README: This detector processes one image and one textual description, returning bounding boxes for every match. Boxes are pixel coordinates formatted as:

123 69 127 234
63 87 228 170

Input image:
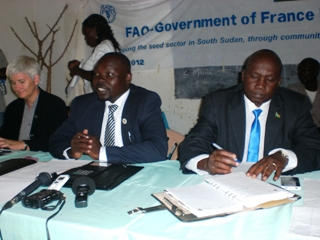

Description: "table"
0 151 319 240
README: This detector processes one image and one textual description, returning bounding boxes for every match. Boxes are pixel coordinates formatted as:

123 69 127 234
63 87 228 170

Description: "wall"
132 68 201 134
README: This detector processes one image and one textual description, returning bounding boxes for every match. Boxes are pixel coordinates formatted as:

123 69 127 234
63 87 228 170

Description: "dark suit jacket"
49 84 167 163
0 88 68 151
179 84 320 175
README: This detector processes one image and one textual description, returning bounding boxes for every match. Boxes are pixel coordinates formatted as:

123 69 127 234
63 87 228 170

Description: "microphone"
1 172 52 212
72 177 96 208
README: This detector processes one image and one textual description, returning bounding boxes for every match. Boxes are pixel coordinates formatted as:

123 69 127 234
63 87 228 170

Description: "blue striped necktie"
247 109 262 162
104 105 118 146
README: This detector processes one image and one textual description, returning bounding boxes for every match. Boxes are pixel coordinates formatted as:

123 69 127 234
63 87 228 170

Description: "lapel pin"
34 115 38 119
275 112 281 118
122 118 127 124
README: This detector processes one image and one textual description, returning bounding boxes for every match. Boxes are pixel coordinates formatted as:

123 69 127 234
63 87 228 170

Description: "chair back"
166 129 185 160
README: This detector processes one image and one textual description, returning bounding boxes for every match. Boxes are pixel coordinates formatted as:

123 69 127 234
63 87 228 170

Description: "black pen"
167 142 178 160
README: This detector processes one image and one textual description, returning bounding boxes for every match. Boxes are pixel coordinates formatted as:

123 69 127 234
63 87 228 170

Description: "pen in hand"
212 143 241 163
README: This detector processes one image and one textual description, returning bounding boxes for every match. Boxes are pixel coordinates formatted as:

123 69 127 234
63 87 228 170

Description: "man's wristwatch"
22 142 28 151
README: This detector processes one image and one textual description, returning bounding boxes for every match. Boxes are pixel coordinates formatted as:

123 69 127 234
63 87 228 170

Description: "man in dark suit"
49 52 167 163
0 55 68 151
179 49 320 181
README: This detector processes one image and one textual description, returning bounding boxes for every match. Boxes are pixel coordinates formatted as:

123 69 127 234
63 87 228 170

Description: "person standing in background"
66 14 121 96
0 49 8 127
289 58 320 133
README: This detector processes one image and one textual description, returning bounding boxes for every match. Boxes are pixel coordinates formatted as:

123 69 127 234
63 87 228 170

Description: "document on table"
0 159 90 203
303 179 320 208
288 179 320 238
204 172 292 208
232 162 254 173
288 207 320 238
231 162 265 179
165 182 244 217
163 172 292 218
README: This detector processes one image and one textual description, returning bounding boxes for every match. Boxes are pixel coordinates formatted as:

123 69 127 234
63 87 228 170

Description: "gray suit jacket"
179 84 320 175
288 82 320 127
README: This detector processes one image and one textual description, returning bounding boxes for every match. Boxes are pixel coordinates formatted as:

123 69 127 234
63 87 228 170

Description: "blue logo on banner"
100 5 116 23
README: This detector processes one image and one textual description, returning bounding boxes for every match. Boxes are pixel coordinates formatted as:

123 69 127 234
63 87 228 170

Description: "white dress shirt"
305 89 317 103
63 89 130 160
98 89 130 160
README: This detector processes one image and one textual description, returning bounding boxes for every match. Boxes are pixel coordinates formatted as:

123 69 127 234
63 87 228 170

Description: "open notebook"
153 172 300 221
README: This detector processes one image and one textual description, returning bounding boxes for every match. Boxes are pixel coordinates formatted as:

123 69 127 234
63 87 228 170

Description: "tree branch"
43 26 59 60
52 19 78 66
25 17 37 38
11 4 75 93
10 27 38 57
42 4 68 42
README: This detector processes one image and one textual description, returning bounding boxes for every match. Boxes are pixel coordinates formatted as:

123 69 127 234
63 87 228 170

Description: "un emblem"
100 5 116 23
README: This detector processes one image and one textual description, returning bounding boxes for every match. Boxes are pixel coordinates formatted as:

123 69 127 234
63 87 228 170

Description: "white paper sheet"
204 171 291 208
289 206 320 238
303 178 320 208
0 159 91 203
165 182 244 217
287 178 320 238
232 162 254 173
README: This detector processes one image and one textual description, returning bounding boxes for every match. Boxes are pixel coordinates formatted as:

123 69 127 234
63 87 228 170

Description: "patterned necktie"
104 105 118 146
247 109 262 162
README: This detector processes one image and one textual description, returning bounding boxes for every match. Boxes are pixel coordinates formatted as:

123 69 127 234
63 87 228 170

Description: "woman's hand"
0 138 26 150
68 60 81 77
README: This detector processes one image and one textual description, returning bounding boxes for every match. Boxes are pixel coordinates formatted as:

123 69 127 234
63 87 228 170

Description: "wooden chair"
166 129 185 160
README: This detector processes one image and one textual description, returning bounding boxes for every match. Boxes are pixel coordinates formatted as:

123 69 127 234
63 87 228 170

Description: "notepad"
204 172 293 208
161 172 296 218
165 182 244 217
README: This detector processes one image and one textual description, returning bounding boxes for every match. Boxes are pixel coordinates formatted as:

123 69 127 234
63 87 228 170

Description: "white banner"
85 0 320 70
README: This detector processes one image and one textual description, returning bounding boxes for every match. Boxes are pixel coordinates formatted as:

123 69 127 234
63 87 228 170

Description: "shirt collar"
244 94 271 112
105 88 130 108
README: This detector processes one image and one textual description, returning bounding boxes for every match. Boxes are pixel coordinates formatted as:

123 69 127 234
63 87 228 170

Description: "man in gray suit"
289 58 320 133
179 49 320 181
